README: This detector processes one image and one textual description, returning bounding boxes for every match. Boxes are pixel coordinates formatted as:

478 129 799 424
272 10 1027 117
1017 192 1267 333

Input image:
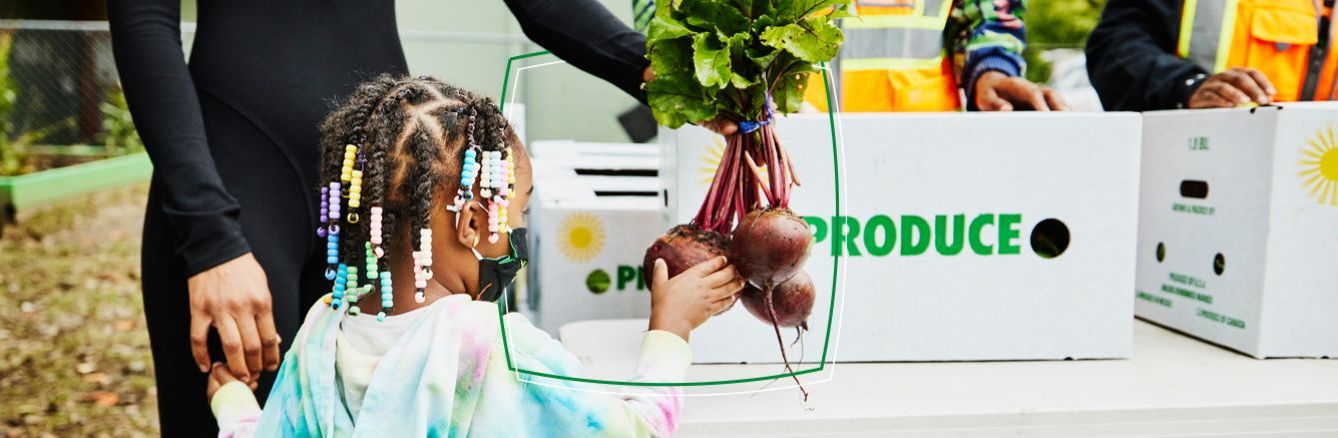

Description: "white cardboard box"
524 145 666 334
662 112 1141 363
1137 104 1338 358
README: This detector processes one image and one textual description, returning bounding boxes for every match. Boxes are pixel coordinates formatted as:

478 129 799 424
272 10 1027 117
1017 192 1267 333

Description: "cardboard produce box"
529 140 661 202
524 144 666 334
1137 104 1338 358
662 112 1142 363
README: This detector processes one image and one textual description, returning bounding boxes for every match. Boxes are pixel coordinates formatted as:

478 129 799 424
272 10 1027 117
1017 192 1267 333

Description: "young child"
204 75 743 437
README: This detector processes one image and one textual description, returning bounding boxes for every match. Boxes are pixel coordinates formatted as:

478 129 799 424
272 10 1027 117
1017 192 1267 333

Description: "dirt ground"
0 184 159 437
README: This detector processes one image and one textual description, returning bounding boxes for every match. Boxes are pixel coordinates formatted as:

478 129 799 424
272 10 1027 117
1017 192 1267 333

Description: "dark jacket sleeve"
109 0 252 277
1085 0 1206 111
503 0 649 102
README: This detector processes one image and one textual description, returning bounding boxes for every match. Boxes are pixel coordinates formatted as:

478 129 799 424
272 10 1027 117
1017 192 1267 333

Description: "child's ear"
455 200 484 248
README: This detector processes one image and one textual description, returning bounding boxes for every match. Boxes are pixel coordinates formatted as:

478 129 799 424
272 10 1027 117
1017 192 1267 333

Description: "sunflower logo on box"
698 136 726 188
557 212 605 262
1299 124 1338 206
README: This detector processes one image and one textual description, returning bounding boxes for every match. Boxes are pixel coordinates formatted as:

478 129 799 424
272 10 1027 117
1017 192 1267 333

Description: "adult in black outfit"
108 0 660 434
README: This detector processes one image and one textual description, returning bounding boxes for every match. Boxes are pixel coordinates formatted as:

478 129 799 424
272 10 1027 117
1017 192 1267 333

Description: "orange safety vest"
803 0 962 112
1179 0 1338 101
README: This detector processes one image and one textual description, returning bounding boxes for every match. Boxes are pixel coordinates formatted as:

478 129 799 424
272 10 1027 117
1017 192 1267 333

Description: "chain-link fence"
0 20 142 176
0 19 553 178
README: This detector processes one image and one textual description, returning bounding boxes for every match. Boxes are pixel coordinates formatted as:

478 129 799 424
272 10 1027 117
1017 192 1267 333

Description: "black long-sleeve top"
109 0 647 277
1085 0 1205 111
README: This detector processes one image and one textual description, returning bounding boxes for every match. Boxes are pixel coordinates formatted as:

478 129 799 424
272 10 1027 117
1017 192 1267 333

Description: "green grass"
0 183 158 437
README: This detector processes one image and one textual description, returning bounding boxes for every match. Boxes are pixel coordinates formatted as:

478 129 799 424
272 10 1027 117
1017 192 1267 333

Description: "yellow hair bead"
341 145 358 183
349 169 363 208
506 152 516 185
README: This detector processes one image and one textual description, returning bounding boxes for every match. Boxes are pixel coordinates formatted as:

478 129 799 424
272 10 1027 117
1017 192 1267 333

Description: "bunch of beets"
642 0 850 399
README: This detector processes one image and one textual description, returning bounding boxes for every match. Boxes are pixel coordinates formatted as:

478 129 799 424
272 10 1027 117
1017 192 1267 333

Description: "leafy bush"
1023 0 1106 84
100 88 143 157
0 31 143 176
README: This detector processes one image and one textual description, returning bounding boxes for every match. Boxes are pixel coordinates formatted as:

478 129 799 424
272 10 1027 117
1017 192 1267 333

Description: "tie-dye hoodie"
211 294 690 437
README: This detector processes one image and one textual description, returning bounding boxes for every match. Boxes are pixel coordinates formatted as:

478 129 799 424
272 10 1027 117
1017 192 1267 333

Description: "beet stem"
743 151 774 206
780 132 801 188
771 127 794 207
765 127 785 208
709 137 736 232
697 134 737 232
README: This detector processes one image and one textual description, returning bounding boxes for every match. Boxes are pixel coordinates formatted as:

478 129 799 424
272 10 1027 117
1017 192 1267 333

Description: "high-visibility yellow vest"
803 0 962 112
1178 0 1338 101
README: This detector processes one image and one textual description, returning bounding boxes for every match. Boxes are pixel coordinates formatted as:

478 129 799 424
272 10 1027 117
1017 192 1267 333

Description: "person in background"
805 0 1069 112
1086 0 1334 111
107 0 680 434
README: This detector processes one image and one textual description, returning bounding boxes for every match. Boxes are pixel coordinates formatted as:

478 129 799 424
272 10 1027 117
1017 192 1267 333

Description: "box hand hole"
1029 218 1071 259
1180 180 1210 199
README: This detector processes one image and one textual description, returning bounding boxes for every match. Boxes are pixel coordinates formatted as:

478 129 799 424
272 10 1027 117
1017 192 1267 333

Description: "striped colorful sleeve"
633 0 655 33
953 0 1029 109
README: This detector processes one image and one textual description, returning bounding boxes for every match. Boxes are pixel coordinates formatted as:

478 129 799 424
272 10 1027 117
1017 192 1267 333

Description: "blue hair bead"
376 312 386 322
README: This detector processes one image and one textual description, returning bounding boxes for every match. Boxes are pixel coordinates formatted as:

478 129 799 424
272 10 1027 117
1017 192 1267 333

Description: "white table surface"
559 319 1338 437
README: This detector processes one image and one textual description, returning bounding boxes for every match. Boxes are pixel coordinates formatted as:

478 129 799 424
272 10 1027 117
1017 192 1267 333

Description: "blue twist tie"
738 119 771 134
735 91 779 135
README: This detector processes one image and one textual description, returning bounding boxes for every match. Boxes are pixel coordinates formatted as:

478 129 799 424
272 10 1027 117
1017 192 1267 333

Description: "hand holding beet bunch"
642 0 848 399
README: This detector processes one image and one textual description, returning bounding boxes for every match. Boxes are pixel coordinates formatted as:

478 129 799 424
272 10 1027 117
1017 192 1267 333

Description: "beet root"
741 270 815 329
743 269 815 401
729 207 812 288
643 224 728 290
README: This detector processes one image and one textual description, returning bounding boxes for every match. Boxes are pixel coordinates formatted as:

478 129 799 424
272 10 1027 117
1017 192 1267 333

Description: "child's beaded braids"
317 74 521 320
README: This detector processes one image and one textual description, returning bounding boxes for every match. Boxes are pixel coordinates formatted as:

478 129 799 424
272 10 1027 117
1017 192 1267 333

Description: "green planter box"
0 152 152 220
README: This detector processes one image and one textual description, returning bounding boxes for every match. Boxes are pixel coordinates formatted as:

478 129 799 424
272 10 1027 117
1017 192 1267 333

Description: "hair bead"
380 273 394 311
328 183 342 221
340 144 357 184
449 110 483 213
345 266 361 314
331 263 349 309
349 169 364 208
318 187 329 237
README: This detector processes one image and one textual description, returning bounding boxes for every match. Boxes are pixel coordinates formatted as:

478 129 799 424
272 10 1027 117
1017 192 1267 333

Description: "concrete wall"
398 0 641 143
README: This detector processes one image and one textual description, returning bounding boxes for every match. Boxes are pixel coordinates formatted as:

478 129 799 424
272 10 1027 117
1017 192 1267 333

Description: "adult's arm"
503 0 649 102
110 0 279 381
1085 0 1205 111
108 0 251 276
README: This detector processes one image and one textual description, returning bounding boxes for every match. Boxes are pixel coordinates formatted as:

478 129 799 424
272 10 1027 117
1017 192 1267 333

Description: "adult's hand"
643 66 739 136
975 71 1069 111
188 253 280 383
1187 67 1276 109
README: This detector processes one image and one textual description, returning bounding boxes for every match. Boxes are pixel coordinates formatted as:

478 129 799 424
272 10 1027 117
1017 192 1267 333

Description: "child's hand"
648 256 745 341
207 362 256 400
